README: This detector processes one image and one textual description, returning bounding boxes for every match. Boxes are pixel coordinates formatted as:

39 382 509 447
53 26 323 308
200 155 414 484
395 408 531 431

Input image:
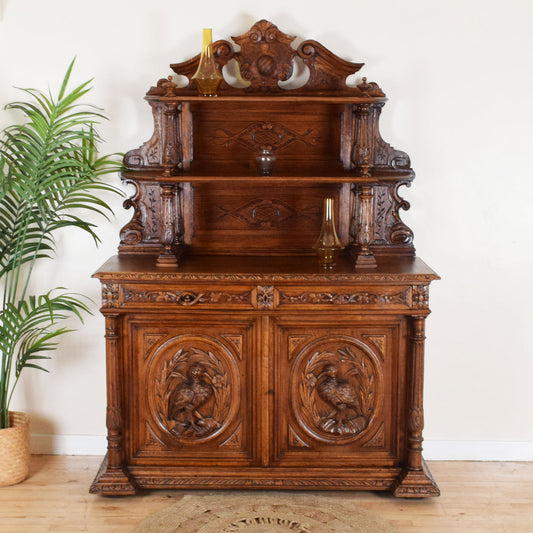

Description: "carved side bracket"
124 102 182 172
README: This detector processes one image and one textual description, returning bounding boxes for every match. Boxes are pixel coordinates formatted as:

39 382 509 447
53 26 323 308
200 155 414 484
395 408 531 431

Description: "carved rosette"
256 286 274 310
147 335 240 444
101 283 120 308
290 336 383 444
412 285 429 309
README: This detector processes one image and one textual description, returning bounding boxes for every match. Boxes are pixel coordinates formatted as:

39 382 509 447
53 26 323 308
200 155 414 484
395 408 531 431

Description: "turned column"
352 103 373 178
406 315 426 470
104 314 123 471
393 314 440 497
352 184 378 268
90 313 137 494
351 103 377 269
156 183 179 267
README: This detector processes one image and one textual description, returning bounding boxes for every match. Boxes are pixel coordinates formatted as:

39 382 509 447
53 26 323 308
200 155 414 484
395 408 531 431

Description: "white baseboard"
31 434 107 455
423 440 533 461
30 434 533 461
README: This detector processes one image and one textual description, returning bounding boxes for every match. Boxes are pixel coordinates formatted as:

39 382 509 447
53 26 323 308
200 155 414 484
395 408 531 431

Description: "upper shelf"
121 163 414 184
146 94 388 104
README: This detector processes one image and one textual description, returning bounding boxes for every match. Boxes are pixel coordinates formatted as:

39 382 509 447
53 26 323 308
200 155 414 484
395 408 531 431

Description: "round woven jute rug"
134 493 395 533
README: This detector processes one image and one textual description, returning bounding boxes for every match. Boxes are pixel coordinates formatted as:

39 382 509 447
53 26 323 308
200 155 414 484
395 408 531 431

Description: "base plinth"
354 253 378 269
392 460 440 498
89 454 139 496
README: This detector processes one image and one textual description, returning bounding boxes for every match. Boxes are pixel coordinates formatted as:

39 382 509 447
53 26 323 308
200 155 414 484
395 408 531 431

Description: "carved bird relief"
167 363 220 436
316 364 367 435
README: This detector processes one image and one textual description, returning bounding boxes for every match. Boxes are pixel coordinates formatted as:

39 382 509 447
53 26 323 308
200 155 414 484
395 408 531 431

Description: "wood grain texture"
2 457 532 532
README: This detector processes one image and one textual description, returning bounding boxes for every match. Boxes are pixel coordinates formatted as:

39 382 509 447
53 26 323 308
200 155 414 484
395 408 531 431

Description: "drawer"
103 283 257 309
275 285 413 310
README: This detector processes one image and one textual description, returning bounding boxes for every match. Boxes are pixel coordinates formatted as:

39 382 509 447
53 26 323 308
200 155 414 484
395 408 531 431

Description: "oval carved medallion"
290 335 383 444
147 334 240 444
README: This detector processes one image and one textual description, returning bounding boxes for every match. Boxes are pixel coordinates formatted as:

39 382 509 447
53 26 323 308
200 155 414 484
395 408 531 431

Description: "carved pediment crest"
166 19 382 95
231 20 296 90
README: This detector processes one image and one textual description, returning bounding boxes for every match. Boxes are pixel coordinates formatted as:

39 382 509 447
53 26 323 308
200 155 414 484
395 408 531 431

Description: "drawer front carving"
127 316 257 465
272 316 406 466
276 285 411 310
119 284 255 309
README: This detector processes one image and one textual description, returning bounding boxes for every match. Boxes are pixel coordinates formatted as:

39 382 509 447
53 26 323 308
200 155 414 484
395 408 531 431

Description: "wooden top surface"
94 253 439 283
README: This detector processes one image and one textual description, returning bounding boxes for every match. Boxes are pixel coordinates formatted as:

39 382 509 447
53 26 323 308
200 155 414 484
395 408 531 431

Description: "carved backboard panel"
190 102 342 170
190 183 347 254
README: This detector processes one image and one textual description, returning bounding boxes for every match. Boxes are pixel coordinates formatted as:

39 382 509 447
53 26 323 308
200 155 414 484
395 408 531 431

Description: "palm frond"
0 59 123 428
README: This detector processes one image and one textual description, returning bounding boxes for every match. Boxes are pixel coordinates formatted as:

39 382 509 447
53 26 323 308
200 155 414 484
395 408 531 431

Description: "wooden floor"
0 456 532 532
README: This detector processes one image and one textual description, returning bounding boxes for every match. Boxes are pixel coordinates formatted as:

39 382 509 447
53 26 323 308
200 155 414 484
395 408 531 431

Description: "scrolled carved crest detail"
168 20 374 95
232 20 296 90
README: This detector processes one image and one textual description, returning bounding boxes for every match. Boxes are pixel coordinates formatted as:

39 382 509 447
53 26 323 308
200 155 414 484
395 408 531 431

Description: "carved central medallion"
290 335 383 444
148 334 240 443
216 121 320 153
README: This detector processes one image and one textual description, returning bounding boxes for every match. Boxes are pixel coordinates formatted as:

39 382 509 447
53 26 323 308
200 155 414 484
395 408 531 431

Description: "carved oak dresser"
90 20 440 497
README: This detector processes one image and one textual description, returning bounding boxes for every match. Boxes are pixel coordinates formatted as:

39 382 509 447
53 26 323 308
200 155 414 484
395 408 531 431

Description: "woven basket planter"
0 411 30 486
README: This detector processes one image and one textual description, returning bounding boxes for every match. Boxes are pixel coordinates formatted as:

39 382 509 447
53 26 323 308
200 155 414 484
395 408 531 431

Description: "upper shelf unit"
118 20 418 264
123 20 412 181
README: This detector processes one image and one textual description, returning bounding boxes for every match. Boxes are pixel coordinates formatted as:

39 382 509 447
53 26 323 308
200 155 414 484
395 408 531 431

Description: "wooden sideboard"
90 20 440 498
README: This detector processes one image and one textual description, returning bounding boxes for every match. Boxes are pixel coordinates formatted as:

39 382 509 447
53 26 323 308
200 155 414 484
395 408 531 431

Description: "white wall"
2 0 532 459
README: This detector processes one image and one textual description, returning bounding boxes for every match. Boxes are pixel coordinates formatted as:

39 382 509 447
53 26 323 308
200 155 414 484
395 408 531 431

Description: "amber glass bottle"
191 28 223 96
314 197 344 268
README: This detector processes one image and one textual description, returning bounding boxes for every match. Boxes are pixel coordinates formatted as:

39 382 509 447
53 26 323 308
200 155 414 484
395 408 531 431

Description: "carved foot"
156 251 179 268
392 460 440 498
89 454 139 496
354 253 377 269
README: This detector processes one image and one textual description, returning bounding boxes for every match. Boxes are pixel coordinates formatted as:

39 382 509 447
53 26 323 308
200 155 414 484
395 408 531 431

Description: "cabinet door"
271 315 407 467
124 314 258 466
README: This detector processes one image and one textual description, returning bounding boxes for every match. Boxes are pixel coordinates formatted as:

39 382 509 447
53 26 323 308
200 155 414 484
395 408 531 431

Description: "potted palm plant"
0 60 121 485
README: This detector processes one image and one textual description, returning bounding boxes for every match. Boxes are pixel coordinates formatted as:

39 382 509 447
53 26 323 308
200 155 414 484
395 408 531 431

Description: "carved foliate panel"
290 335 383 445
214 122 320 153
122 287 253 308
129 320 255 462
273 319 405 465
148 335 239 443
278 287 410 309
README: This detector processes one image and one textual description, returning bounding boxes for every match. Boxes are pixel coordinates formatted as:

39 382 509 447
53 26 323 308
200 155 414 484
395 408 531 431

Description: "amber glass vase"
191 28 223 96
314 197 344 268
